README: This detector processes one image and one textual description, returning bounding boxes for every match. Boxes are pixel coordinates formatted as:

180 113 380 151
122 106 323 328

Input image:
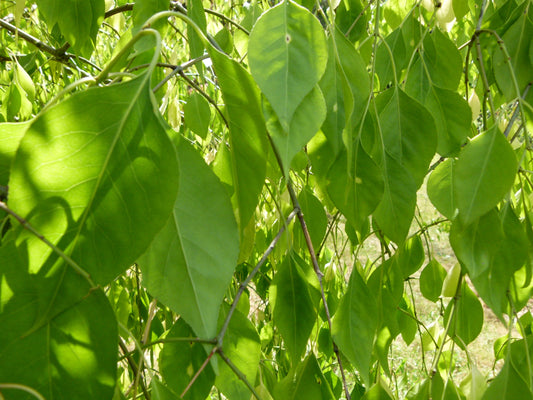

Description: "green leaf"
9 73 179 285
264 85 326 176
270 254 317 362
0 242 117 400
453 127 517 225
36 0 104 56
248 0 328 130
151 379 180 400
451 206 528 317
418 28 463 91
373 88 437 243
216 304 261 400
335 0 368 43
493 11 533 101
332 268 379 385
427 158 457 219
208 49 268 230
405 76 471 156
420 259 447 302
327 143 383 233
187 0 207 74
396 235 425 279
398 294 417 345
483 342 533 400
184 93 211 139
273 354 335 400
361 381 394 400
460 365 487 400
444 280 484 347
159 319 215 400
295 187 327 251
140 140 239 339
0 122 28 185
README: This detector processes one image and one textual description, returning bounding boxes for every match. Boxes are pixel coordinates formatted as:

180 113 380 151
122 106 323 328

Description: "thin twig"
180 346 217 398
119 339 151 400
178 70 229 128
152 54 210 92
217 349 261 399
217 208 298 344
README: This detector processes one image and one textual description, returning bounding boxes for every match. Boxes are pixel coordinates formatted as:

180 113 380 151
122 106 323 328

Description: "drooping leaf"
332 268 379 385
427 158 457 219
159 318 215 400
208 49 268 230
373 88 437 243
420 259 447 302
0 242 117 400
273 354 335 400
187 0 207 74
184 93 211 139
326 143 383 233
263 85 326 176
9 73 179 284
248 0 328 131
140 140 239 339
335 0 368 43
270 254 317 362
151 379 180 400
453 126 517 225
395 235 425 279
444 280 484 347
451 206 528 318
216 304 261 400
295 187 327 251
493 11 533 102
35 0 105 56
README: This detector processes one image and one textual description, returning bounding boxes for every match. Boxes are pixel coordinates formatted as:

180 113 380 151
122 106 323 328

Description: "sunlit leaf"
9 73 179 284
249 0 327 130
454 127 517 226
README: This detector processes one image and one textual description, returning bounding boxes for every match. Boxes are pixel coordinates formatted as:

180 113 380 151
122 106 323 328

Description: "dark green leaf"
270 254 317 362
160 319 215 400
0 122 28 185
140 140 239 339
273 354 335 400
332 268 378 385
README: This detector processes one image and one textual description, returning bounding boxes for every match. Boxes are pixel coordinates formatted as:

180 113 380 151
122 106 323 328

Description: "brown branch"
105 3 134 19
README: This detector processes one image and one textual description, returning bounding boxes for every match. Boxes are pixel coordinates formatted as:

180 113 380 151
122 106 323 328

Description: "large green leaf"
493 10 533 101
270 254 317 362
427 158 457 219
295 187 327 251
209 49 268 230
35 0 104 55
183 93 210 139
332 268 378 385
444 281 484 347
372 88 437 243
451 206 528 317
248 0 328 131
273 354 335 400
215 304 261 400
453 127 517 225
420 259 447 302
9 73 179 285
405 69 471 156
326 143 383 233
0 242 117 400
263 85 326 176
160 318 215 400
139 140 239 339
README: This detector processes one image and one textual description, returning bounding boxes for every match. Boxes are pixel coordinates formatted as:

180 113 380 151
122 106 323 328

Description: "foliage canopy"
1 0 533 399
